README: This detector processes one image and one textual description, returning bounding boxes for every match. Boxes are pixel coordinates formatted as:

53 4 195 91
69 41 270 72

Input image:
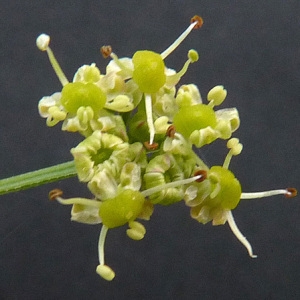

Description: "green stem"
0 160 77 195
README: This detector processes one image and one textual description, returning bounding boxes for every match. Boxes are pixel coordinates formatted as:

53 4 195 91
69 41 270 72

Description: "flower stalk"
0 161 76 195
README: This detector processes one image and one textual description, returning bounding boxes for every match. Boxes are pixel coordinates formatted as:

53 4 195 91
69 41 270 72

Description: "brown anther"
166 125 176 138
190 15 204 29
193 170 207 182
144 141 159 150
49 188 63 201
100 45 112 58
285 187 298 198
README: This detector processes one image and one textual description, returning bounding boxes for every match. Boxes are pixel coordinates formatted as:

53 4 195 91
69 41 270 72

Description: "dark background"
0 1 300 299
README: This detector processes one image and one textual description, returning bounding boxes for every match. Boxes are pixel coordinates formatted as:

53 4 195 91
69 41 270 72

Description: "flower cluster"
37 16 297 281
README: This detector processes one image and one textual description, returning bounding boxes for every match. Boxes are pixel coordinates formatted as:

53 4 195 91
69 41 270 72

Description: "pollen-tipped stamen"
226 210 257 258
36 34 69 86
101 45 132 75
223 138 243 169
100 45 112 58
193 170 207 182
241 188 298 199
98 225 108 265
160 16 202 60
166 50 199 84
285 187 298 198
48 189 101 208
96 225 115 281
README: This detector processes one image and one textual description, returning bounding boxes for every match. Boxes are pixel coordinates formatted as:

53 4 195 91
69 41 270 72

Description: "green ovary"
60 82 106 114
209 166 241 210
173 104 217 138
99 190 145 228
132 50 166 94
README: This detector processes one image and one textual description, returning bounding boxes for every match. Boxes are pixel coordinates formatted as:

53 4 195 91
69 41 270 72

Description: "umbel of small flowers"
36 16 297 281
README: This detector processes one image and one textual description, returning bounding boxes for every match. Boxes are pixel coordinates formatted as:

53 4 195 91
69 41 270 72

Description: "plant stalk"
0 160 77 195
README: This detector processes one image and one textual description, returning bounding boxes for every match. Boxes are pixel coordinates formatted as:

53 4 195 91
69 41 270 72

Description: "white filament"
160 21 198 60
141 175 202 198
98 225 109 265
145 94 155 145
226 211 257 258
36 34 69 86
55 196 101 207
241 189 288 199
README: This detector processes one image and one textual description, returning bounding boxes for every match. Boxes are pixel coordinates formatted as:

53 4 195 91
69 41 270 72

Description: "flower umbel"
36 15 297 281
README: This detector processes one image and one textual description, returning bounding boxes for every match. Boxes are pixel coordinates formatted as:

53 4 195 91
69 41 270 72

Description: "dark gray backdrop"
0 1 300 299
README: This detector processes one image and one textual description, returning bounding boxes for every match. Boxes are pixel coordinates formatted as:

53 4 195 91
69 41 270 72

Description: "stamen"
36 34 69 86
46 106 67 127
126 221 146 240
144 141 159 150
96 265 115 281
285 187 298 198
48 189 101 208
241 188 297 199
142 175 203 198
100 45 112 58
190 15 204 29
223 138 243 169
175 55 193 76
49 188 63 200
207 85 227 107
145 94 156 145
166 125 176 138
98 225 108 265
160 16 202 60
193 170 207 182
222 151 233 170
226 211 257 258
166 50 199 84
101 47 132 74
36 33 50 51
96 225 115 281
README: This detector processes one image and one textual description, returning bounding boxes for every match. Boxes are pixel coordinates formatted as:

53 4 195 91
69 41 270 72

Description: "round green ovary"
99 190 145 228
132 50 166 94
209 166 241 210
60 82 106 114
173 104 217 138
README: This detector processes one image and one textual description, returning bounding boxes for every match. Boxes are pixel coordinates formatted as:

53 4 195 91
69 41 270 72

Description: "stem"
0 160 77 195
